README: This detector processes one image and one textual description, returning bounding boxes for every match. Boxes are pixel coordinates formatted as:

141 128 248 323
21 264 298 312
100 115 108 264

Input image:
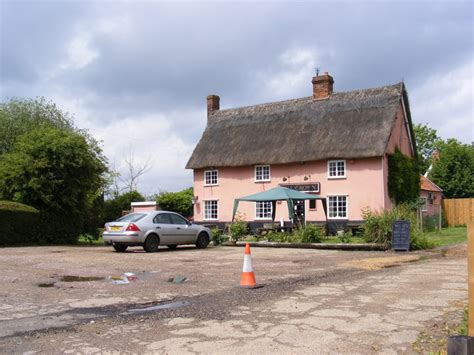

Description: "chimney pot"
312 73 334 99
207 94 220 116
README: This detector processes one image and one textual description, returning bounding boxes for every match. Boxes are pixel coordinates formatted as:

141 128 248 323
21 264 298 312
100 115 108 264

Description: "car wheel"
113 244 128 252
196 232 209 249
167 245 178 250
143 234 159 253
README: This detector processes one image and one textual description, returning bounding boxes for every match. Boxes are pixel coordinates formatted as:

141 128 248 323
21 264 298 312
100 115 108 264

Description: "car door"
152 213 174 244
168 213 196 244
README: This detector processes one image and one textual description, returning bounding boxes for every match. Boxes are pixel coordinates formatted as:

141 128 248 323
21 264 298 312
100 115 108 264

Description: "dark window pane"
153 213 171 224
169 214 188 225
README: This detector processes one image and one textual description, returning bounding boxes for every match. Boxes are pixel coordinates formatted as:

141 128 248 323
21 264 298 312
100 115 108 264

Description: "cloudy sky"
1 0 472 195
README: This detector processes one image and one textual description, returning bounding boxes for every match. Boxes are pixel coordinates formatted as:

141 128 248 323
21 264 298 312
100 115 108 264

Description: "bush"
362 204 415 246
156 188 193 217
210 227 226 245
337 230 352 243
362 204 434 249
294 224 323 243
0 201 39 246
266 231 298 243
0 127 108 244
409 231 436 250
229 218 248 242
103 191 145 223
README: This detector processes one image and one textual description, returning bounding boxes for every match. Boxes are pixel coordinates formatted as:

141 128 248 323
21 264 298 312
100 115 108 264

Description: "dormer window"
255 165 271 182
328 160 346 179
204 170 218 186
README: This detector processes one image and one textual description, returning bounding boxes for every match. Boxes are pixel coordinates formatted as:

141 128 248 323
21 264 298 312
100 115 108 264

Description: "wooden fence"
443 198 474 226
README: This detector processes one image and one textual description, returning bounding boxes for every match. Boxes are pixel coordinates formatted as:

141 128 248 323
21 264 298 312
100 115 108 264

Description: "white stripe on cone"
242 254 253 273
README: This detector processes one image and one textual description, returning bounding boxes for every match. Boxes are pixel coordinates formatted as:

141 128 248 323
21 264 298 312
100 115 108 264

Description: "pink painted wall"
382 104 415 209
385 105 413 156
193 157 385 223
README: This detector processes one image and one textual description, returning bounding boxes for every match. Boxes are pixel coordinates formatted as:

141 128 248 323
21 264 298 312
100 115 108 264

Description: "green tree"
0 127 108 243
0 97 76 155
430 139 474 198
156 188 193 217
387 148 420 204
103 190 145 222
413 123 443 174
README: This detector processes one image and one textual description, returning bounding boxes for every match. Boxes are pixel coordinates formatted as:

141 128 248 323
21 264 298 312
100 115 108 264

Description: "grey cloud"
0 0 89 84
1 0 472 192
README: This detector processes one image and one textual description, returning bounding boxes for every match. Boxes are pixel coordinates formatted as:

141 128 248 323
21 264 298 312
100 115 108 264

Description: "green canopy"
232 186 327 222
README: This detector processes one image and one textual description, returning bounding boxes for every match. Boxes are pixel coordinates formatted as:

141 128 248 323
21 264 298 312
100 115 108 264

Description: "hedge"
0 200 40 246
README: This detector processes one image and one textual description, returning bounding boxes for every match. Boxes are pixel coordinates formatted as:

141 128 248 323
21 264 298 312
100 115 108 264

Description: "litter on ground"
168 276 187 284
108 272 138 284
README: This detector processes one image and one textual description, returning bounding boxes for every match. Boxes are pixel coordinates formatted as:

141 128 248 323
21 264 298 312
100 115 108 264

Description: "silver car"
103 211 212 253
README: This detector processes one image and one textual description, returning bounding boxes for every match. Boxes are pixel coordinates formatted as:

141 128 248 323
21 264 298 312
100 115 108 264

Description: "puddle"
38 282 55 288
128 300 190 314
60 275 104 282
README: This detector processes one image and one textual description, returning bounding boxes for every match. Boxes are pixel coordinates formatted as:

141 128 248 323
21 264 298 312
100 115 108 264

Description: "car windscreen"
115 213 146 223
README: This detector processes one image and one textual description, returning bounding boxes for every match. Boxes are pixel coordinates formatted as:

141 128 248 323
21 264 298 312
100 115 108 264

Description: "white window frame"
255 165 271 182
255 201 273 220
327 160 346 179
204 170 218 186
327 195 348 219
421 197 428 212
203 200 219 220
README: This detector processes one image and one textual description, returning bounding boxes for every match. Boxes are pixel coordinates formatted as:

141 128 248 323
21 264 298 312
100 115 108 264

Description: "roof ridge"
214 82 403 114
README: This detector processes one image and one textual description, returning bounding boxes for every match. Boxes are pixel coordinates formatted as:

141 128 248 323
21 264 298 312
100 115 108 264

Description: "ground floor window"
327 195 347 219
256 201 272 219
309 199 317 210
204 200 218 220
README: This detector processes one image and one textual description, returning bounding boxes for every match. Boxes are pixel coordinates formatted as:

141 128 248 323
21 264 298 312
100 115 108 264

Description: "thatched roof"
186 82 416 169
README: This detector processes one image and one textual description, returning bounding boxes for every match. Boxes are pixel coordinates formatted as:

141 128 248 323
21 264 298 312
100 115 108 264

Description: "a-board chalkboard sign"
392 220 410 251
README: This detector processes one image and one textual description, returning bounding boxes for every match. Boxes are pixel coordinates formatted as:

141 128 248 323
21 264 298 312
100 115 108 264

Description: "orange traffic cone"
240 243 257 288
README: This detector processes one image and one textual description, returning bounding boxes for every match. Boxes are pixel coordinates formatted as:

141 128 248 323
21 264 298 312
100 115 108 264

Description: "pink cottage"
186 73 417 233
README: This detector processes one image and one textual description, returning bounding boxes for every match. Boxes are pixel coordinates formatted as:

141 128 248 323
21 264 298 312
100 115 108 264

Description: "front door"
294 200 305 227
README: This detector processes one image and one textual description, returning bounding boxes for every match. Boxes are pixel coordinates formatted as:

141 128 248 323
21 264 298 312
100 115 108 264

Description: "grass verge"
423 226 467 247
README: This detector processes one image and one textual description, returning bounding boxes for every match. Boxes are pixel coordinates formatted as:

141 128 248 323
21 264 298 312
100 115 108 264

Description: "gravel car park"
0 244 467 353
103 211 211 252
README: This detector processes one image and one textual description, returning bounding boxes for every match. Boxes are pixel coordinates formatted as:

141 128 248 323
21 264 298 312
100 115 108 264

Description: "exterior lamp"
191 196 198 205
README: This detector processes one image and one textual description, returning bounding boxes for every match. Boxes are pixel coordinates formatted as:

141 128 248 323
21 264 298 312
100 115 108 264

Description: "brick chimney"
312 72 334 99
207 94 220 116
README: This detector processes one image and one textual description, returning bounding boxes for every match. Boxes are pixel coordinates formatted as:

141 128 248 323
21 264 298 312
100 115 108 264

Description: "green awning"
232 186 326 221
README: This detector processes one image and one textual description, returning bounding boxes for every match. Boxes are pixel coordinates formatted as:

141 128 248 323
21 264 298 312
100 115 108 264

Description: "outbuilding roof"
186 82 416 169
420 175 443 192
